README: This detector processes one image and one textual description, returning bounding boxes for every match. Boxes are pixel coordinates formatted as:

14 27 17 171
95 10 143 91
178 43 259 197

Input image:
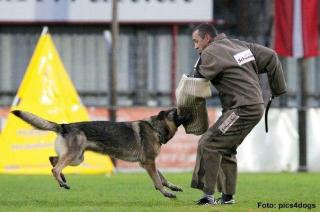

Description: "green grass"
0 172 319 212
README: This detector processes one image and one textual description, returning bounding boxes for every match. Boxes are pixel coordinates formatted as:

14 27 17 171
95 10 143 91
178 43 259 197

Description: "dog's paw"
163 191 176 199
165 183 183 192
59 183 70 190
169 185 183 192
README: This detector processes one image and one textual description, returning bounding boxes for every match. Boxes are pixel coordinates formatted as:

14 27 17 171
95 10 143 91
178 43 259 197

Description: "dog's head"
151 108 192 144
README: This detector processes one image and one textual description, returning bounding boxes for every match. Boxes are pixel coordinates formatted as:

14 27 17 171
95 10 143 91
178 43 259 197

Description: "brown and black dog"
12 108 191 198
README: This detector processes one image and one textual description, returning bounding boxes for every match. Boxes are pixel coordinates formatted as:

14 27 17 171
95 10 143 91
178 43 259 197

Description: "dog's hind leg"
52 131 87 190
158 170 183 192
141 162 176 198
52 151 82 189
49 156 67 183
49 156 58 166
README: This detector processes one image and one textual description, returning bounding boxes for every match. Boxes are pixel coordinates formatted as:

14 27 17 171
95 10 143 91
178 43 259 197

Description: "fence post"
298 58 308 172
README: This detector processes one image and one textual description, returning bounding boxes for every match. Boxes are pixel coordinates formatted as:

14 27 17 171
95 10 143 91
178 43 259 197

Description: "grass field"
0 172 319 212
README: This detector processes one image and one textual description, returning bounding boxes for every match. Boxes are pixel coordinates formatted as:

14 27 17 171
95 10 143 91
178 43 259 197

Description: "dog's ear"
156 111 166 120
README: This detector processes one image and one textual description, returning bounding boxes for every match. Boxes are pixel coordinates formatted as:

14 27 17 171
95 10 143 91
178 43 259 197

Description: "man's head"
192 23 217 54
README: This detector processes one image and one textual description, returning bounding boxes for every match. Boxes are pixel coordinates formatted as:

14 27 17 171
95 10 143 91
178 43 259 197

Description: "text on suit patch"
233 49 255 65
218 112 240 134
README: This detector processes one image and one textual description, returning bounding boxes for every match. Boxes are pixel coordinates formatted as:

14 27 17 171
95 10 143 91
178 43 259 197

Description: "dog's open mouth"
175 113 192 126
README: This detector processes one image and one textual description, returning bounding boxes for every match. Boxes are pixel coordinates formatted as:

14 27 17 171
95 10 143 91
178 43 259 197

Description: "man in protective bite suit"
183 23 286 205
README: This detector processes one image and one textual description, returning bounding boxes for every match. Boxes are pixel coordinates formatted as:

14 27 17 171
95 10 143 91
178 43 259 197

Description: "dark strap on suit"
265 96 274 133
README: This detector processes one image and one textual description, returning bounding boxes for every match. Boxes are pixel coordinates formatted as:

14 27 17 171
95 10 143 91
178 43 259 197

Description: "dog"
12 108 191 198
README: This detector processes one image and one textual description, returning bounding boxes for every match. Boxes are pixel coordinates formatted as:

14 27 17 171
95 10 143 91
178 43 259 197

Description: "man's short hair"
192 23 218 39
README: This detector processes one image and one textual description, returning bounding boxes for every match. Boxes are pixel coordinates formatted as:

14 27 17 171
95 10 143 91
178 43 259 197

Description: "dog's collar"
143 120 167 144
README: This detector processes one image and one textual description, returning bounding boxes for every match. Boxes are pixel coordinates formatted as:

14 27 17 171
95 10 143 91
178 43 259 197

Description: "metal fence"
0 25 319 107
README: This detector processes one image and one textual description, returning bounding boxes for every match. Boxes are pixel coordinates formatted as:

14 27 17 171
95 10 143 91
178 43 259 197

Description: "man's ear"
204 33 212 42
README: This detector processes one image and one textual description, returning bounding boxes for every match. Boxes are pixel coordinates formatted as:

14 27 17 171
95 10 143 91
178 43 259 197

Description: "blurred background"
0 0 319 107
0 0 319 173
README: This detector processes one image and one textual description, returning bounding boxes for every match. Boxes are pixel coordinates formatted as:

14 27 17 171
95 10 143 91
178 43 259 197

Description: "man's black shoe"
195 197 215 205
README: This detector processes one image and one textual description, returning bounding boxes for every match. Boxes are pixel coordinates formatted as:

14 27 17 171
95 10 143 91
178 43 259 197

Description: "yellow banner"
0 31 113 174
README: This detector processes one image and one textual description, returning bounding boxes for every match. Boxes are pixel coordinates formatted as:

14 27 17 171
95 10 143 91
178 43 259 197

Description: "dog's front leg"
141 163 176 198
157 170 183 192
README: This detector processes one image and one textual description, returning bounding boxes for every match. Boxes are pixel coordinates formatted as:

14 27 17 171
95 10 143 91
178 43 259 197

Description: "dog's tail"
11 110 61 133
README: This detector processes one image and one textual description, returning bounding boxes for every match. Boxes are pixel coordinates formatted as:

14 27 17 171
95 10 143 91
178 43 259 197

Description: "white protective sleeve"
175 74 212 135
